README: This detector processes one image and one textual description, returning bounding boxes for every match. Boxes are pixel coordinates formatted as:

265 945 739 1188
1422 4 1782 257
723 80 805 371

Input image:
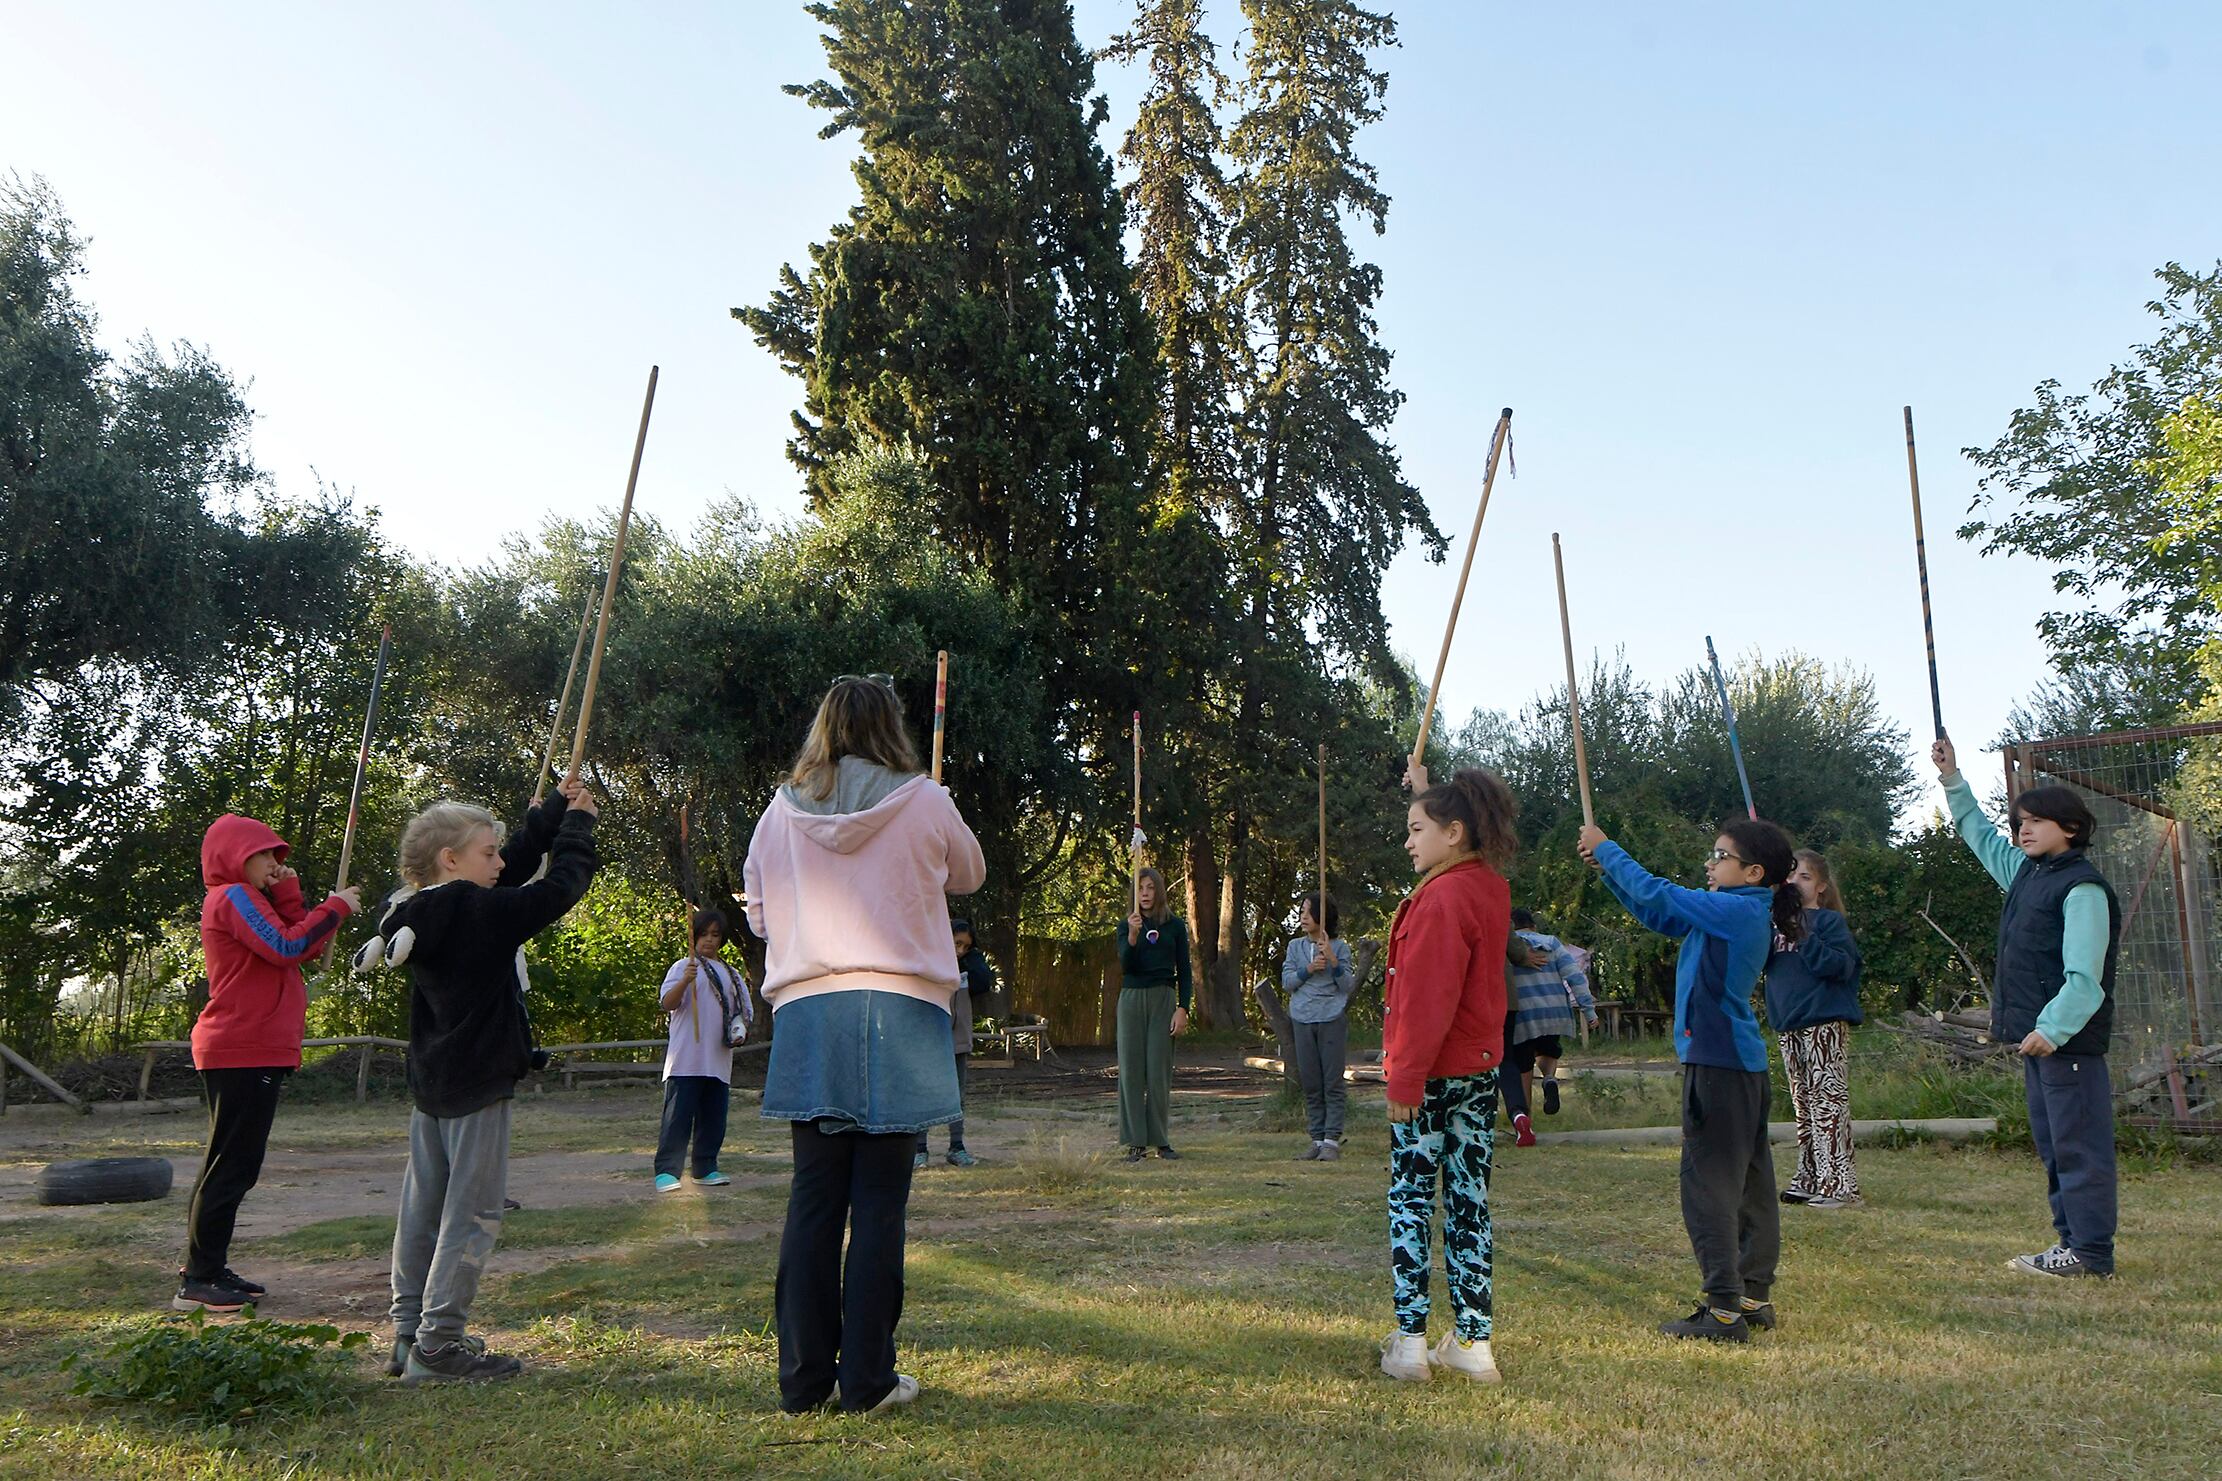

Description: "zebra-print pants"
1780 1022 1858 1202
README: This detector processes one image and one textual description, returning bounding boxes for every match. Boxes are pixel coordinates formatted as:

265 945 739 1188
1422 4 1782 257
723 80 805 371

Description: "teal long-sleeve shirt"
1942 771 2108 1049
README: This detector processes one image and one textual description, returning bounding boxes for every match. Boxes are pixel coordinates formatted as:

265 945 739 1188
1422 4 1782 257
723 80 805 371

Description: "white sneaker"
869 1373 920 1412
1380 1331 1431 1382
1428 1331 1502 1384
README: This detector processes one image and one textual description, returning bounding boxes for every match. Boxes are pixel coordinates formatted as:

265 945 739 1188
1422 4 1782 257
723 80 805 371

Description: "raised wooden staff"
1316 742 1328 918
931 650 949 783
317 623 391 980
533 579 602 804
1131 711 1145 911
1551 532 1595 829
1904 405 1946 740
1705 635 1758 820
567 365 660 782
1412 408 1513 768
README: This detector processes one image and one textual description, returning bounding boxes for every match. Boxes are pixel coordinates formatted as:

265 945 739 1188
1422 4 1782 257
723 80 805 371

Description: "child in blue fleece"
1579 816 1801 1342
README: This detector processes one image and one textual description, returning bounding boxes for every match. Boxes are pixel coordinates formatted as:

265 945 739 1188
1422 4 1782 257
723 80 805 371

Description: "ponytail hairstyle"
1792 848 1846 918
1722 817 1801 944
1414 768 1519 872
394 802 504 899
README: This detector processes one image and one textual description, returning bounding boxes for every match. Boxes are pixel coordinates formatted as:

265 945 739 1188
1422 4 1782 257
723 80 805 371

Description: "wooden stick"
1131 711 1144 912
1316 742 1328 925
1413 408 1512 768
1904 405 1946 741
567 365 660 780
534 579 601 804
680 803 707 1048
931 650 949 783
317 624 391 981
1705 636 1758 820
1551 532 1595 828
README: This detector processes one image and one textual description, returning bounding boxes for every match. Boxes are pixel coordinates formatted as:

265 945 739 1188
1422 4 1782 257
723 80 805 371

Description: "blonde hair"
1793 848 1845 916
788 679 920 800
396 802 505 893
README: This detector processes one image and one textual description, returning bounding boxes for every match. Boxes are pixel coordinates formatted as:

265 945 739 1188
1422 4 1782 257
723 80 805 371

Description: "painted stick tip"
1500 407 1514 419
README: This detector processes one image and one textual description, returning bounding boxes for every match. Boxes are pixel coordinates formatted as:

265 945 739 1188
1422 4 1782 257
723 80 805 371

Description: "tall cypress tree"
738 0 1162 960
1104 0 1245 1011
1204 0 1442 1013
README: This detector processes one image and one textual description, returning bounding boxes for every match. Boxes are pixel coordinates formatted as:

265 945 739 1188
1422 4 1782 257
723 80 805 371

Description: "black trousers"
1679 1064 1780 1309
183 1066 289 1280
1497 1013 1530 1120
776 1120 918 1412
655 1075 731 1179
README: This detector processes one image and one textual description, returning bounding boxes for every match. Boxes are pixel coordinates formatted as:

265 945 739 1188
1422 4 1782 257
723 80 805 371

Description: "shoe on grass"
654 1173 682 1193
1540 1078 1561 1116
945 1148 978 1167
2010 1245 2109 1279
171 1279 247 1315
1737 1298 1777 1331
385 1334 415 1378
1295 1140 1323 1161
180 1265 267 1299
1780 1188 1814 1205
1316 1140 1342 1162
1511 1113 1536 1148
403 1337 523 1385
1155 1145 1182 1160
1428 1331 1502 1383
869 1373 921 1412
1379 1331 1432 1382
694 1169 732 1187
1659 1302 1750 1342
1123 1146 1146 1163
1804 1195 1851 1211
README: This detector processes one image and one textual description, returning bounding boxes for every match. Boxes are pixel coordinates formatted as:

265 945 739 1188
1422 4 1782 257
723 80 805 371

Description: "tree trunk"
1251 972 1301 1088
1212 804 1248 1031
1185 828 1225 1024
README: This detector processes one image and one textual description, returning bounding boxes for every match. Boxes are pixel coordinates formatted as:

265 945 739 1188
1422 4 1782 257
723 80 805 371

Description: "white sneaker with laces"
1379 1331 1432 1382
869 1373 921 1412
1428 1331 1502 1384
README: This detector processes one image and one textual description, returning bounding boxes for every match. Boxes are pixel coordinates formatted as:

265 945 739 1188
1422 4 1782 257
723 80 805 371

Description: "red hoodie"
193 815 353 1071
1381 856 1511 1106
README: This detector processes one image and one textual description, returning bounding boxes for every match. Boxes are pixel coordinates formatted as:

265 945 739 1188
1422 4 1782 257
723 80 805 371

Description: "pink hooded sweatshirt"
743 766 986 1014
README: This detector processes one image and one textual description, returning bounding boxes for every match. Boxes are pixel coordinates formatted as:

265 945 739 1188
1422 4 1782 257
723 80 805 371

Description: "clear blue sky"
7 2 2215 806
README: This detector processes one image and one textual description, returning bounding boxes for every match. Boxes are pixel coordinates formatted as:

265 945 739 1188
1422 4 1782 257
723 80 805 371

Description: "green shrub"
62 1309 368 1425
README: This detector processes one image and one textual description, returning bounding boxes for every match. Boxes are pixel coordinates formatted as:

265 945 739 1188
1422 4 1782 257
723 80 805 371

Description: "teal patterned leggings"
1387 1071 1498 1340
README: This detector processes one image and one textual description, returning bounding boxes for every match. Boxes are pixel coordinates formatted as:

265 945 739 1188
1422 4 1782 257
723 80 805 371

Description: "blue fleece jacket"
1763 907 1864 1033
1593 841 1772 1072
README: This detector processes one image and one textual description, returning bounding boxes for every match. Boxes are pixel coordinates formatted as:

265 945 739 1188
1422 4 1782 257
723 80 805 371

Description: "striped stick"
931 650 949 783
1705 636 1758 820
1904 406 1946 740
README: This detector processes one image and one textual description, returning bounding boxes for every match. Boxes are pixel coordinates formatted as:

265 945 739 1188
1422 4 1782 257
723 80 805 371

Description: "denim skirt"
761 988 961 1134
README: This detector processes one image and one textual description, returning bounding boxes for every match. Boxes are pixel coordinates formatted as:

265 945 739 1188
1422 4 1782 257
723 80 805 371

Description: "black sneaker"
403 1337 522 1385
171 1279 248 1314
2009 1246 2111 1279
177 1266 267 1299
1659 1302 1750 1342
1780 1189 1814 1205
385 1334 415 1378
1738 1298 1778 1331
1154 1145 1182 1161
1123 1146 1146 1163
1540 1078 1561 1115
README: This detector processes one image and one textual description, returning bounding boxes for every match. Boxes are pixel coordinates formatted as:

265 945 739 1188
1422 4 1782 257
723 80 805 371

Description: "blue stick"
1705 636 1757 820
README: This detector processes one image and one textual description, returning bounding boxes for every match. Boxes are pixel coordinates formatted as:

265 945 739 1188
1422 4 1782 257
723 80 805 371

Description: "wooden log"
357 1043 374 1104
0 1041 83 1110
139 1045 158 1101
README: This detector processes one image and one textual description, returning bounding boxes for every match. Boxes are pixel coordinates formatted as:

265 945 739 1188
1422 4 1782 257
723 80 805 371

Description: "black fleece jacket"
388 800 598 1116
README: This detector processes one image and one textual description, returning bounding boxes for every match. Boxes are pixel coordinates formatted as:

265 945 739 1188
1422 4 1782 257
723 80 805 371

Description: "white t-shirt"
660 955 747 1082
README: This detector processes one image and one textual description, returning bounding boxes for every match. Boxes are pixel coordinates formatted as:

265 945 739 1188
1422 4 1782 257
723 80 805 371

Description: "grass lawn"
1 1077 2218 1480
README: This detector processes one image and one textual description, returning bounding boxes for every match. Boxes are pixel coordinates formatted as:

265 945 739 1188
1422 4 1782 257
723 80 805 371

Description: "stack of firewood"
1879 1008 2014 1065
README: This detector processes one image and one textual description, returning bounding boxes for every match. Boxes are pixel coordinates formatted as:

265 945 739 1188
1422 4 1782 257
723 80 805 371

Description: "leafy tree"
1963 261 2222 706
0 175 259 712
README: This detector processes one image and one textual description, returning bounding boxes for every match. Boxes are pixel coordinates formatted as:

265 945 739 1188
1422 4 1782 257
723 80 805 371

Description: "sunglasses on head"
834 673 896 689
1706 848 1749 866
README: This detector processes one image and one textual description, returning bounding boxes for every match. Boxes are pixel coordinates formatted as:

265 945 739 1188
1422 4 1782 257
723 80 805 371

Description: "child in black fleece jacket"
373 778 598 1384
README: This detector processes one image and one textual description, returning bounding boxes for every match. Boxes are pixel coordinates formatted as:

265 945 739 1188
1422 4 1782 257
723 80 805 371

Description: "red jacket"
193 815 353 1071
1381 856 1511 1106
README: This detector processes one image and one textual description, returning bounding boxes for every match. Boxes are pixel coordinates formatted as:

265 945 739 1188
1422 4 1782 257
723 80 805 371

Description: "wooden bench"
540 1039 771 1091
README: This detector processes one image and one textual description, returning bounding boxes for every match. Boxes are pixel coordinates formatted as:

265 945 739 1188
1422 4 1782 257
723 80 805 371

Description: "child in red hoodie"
176 814 359 1313
1379 763 1518 1386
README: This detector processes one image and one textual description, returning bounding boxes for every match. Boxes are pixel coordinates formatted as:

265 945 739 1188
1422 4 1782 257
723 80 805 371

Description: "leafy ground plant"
61 1308 368 1426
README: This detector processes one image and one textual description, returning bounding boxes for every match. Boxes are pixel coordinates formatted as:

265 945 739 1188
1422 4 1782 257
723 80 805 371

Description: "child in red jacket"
1380 763 1517 1386
176 814 359 1313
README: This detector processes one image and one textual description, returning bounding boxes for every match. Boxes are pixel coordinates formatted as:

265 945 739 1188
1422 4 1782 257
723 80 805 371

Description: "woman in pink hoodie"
745 676 985 1416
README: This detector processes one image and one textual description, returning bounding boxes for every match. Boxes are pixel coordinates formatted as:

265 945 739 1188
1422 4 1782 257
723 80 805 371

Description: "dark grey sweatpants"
1290 1016 1349 1142
390 1100 511 1345
1679 1064 1779 1310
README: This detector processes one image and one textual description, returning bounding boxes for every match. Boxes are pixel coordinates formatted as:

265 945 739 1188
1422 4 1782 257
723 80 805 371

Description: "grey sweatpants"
1290 1016 1349 1141
390 1100 511 1345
